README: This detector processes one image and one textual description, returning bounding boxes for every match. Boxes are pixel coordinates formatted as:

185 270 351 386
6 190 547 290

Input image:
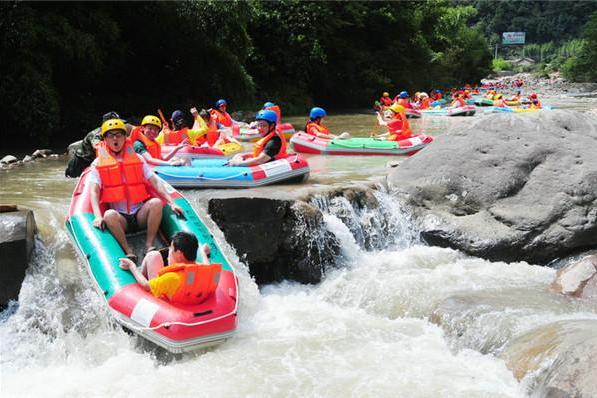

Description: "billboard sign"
502 32 526 45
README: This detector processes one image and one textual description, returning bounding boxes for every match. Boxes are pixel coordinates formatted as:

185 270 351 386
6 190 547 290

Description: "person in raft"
129 115 187 166
528 93 542 109
450 92 466 108
373 103 413 141
305 107 347 139
191 107 240 147
210 99 238 129
226 109 287 166
159 110 202 146
119 231 221 305
379 92 393 107
89 118 184 263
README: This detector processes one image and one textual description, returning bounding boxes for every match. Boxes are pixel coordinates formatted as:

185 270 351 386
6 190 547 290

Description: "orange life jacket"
305 121 330 137
95 142 150 212
252 129 287 159
210 109 233 127
195 120 221 146
420 98 431 109
158 263 222 305
129 126 143 144
134 131 162 159
162 127 189 145
264 105 282 124
530 100 542 109
493 99 506 108
387 114 412 141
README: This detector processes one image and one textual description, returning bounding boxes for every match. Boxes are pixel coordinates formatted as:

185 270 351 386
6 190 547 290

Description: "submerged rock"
0 207 36 308
388 110 597 264
500 320 597 397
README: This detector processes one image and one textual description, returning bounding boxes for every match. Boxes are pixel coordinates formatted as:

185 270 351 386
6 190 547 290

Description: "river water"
1 99 596 397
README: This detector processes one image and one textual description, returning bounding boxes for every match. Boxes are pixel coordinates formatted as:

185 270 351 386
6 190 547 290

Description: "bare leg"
199 243 211 264
136 198 163 251
103 209 133 255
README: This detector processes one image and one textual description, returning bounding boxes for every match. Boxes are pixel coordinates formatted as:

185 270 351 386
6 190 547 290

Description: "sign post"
502 32 526 60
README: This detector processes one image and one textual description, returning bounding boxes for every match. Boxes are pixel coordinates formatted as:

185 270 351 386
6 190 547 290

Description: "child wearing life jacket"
372 103 413 141
120 231 220 305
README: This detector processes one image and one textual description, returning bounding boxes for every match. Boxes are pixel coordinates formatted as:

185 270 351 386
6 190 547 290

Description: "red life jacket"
380 97 393 106
387 114 412 141
210 109 233 127
452 98 466 107
305 121 330 137
163 127 189 145
397 98 412 109
158 263 222 305
95 142 150 212
252 129 287 159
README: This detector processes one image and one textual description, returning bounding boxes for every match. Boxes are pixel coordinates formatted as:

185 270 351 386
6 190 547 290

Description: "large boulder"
0 207 36 308
388 110 597 264
208 197 340 284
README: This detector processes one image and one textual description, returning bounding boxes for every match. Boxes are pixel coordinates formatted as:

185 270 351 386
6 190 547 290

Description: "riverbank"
482 71 597 97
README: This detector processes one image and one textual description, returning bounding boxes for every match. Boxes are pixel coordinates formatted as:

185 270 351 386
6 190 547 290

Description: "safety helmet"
215 99 227 108
420 92 429 98
100 118 127 136
171 110 185 123
529 93 537 99
141 115 162 129
399 91 409 98
102 111 121 122
382 92 389 97
389 103 405 114
263 101 275 108
255 109 278 124
309 107 327 119
495 94 503 100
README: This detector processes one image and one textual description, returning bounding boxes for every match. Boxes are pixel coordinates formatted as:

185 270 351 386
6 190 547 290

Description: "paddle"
158 109 170 130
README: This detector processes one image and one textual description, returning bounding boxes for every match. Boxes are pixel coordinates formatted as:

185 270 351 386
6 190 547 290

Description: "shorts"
119 211 140 233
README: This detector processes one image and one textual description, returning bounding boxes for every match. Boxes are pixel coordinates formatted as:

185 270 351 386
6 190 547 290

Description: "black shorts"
119 211 140 233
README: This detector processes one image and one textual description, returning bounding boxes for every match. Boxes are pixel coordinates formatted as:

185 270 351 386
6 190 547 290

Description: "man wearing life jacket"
130 115 186 166
227 110 287 166
210 99 236 128
373 103 413 141
450 93 466 108
394 91 412 108
119 231 221 305
159 110 193 145
418 92 431 109
305 107 339 139
89 119 184 261
379 92 393 107
528 93 542 109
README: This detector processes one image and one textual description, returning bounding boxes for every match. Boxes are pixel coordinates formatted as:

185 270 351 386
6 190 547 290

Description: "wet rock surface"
388 110 597 264
551 255 597 297
0 208 36 308
500 320 597 398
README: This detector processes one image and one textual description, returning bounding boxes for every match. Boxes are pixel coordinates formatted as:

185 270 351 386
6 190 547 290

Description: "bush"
492 58 512 72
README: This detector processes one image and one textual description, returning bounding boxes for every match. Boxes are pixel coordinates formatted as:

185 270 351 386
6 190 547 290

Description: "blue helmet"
263 102 275 108
399 91 409 98
171 110 185 122
255 109 278 124
309 107 327 119
215 99 227 108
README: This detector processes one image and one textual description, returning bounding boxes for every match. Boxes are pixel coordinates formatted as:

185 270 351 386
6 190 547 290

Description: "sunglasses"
105 131 126 139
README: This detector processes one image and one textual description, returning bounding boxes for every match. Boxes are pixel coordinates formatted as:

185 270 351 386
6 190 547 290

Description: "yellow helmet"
100 118 126 136
389 103 405 114
383 92 390 97
141 115 162 129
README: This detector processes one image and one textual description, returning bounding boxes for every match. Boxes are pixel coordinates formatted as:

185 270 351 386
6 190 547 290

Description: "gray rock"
208 197 340 284
1 155 18 164
0 209 36 308
22 155 33 162
388 110 597 264
500 320 597 397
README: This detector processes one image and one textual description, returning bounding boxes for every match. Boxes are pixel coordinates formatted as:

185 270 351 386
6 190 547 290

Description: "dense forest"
0 1 595 147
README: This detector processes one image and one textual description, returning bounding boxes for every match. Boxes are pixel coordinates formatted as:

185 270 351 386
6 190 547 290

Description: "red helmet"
529 93 538 99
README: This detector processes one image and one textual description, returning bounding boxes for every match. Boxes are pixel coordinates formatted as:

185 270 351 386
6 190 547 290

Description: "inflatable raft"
422 105 476 117
65 170 238 353
232 123 296 142
290 131 433 156
153 154 310 188
472 97 494 106
160 142 243 159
